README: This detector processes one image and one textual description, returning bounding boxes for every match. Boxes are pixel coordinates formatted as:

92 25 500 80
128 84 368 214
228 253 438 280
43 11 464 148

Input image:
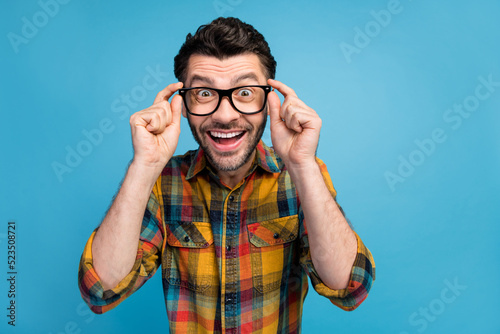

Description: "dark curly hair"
174 17 277 83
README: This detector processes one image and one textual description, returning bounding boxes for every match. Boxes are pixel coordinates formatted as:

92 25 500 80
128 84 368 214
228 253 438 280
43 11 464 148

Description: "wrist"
286 158 323 191
130 154 169 172
127 160 164 190
285 158 319 176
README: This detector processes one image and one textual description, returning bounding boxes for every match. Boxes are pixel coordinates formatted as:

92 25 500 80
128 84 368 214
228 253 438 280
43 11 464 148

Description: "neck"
216 150 256 189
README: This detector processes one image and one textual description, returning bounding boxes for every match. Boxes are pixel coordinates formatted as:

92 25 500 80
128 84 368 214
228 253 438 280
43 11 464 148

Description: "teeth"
210 131 243 138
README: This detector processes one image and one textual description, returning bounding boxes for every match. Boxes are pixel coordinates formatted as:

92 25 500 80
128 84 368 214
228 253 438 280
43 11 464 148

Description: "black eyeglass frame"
177 85 272 116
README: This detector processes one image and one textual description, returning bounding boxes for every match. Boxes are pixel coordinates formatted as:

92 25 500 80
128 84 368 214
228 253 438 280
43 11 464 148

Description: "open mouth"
205 130 248 153
208 130 246 145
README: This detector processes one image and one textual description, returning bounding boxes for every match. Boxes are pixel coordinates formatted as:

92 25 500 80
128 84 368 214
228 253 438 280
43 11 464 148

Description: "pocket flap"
166 222 213 248
248 215 299 247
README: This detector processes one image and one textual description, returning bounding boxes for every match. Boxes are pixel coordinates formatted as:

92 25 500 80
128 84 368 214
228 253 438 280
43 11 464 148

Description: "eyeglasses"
178 85 272 116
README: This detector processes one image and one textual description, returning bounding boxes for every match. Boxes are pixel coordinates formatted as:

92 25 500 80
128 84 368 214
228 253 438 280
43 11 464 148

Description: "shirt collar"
186 140 281 180
254 140 281 174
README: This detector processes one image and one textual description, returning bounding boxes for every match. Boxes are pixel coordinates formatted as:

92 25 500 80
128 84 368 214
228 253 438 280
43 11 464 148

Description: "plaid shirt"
78 141 375 333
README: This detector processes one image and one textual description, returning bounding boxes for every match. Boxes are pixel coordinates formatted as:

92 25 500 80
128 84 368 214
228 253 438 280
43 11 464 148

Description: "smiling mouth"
208 130 246 145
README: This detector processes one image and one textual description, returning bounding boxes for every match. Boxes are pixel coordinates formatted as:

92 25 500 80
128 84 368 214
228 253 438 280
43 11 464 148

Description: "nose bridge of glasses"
214 88 237 110
216 88 235 107
209 101 239 124
216 94 239 116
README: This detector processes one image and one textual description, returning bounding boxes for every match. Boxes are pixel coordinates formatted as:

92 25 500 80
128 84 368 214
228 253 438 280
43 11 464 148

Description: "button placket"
225 191 238 255
224 190 239 326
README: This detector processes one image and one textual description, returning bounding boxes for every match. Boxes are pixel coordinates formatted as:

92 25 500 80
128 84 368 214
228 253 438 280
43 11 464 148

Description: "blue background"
1 0 499 333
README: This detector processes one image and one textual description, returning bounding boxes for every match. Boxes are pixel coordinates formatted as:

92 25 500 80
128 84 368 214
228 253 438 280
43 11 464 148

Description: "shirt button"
226 245 232 252
273 233 279 239
225 294 234 303
184 236 190 242
229 195 234 201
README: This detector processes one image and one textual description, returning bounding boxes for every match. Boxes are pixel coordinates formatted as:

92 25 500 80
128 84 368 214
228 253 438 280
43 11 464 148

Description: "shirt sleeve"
77 187 164 314
298 158 376 311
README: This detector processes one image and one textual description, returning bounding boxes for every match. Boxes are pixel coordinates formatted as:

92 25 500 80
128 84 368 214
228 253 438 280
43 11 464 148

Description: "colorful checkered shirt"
78 141 375 333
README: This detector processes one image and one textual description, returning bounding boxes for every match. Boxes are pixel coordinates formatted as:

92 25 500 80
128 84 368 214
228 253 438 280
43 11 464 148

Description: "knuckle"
129 113 139 124
289 96 301 105
154 93 165 102
157 100 169 108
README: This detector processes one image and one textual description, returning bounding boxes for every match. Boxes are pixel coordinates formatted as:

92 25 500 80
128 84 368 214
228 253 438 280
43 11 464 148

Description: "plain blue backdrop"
1 0 499 333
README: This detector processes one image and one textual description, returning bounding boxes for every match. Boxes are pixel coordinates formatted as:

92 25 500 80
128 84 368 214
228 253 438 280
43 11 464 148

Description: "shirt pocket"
247 215 299 293
163 221 217 293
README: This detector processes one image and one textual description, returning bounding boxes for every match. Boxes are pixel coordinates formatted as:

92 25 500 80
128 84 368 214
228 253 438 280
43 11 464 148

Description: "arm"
267 79 360 290
91 82 184 289
91 162 161 289
288 161 357 289
78 191 163 313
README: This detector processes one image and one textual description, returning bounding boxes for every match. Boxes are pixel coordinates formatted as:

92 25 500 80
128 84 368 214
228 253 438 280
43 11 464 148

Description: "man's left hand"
267 79 322 169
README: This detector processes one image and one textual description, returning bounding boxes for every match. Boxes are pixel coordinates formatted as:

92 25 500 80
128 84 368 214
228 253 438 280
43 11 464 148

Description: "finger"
283 105 304 133
131 107 167 134
267 78 298 99
154 82 184 104
170 94 183 127
267 91 282 125
144 110 164 134
282 104 322 132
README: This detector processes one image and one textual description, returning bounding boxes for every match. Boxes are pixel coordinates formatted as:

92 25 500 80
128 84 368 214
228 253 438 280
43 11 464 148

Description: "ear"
181 101 187 118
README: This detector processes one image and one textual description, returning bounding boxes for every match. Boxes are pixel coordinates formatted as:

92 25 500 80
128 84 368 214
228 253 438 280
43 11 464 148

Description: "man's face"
182 53 268 172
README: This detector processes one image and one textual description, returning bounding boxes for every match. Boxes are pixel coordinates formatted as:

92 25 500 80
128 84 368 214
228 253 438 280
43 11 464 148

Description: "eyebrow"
231 73 260 86
188 72 261 88
189 75 214 86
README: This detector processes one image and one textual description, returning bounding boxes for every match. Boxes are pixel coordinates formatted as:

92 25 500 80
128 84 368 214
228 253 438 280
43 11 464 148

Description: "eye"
236 88 253 97
197 89 213 98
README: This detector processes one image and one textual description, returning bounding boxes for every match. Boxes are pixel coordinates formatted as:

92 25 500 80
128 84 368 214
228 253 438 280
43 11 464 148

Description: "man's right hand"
92 83 184 290
129 82 184 170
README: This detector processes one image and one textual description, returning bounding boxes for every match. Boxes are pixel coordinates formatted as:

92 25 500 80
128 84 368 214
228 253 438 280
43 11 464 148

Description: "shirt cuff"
78 230 144 314
306 232 376 311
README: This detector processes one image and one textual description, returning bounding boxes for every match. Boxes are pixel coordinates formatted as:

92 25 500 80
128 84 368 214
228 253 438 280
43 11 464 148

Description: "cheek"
187 113 198 125
187 116 202 135
247 113 267 130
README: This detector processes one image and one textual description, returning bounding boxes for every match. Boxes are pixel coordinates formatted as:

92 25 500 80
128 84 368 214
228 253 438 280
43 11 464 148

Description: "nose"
210 96 240 124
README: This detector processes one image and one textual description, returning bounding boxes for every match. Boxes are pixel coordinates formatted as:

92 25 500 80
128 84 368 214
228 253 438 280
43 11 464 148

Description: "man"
78 17 375 333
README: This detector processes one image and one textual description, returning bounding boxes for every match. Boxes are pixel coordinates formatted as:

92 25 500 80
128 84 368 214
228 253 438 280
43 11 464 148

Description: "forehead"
185 53 267 87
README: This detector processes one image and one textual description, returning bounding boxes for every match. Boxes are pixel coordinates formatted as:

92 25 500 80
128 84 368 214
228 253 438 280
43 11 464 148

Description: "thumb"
170 94 183 126
268 91 282 125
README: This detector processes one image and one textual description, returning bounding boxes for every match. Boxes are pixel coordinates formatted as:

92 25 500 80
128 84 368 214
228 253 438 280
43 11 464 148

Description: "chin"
205 147 254 172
